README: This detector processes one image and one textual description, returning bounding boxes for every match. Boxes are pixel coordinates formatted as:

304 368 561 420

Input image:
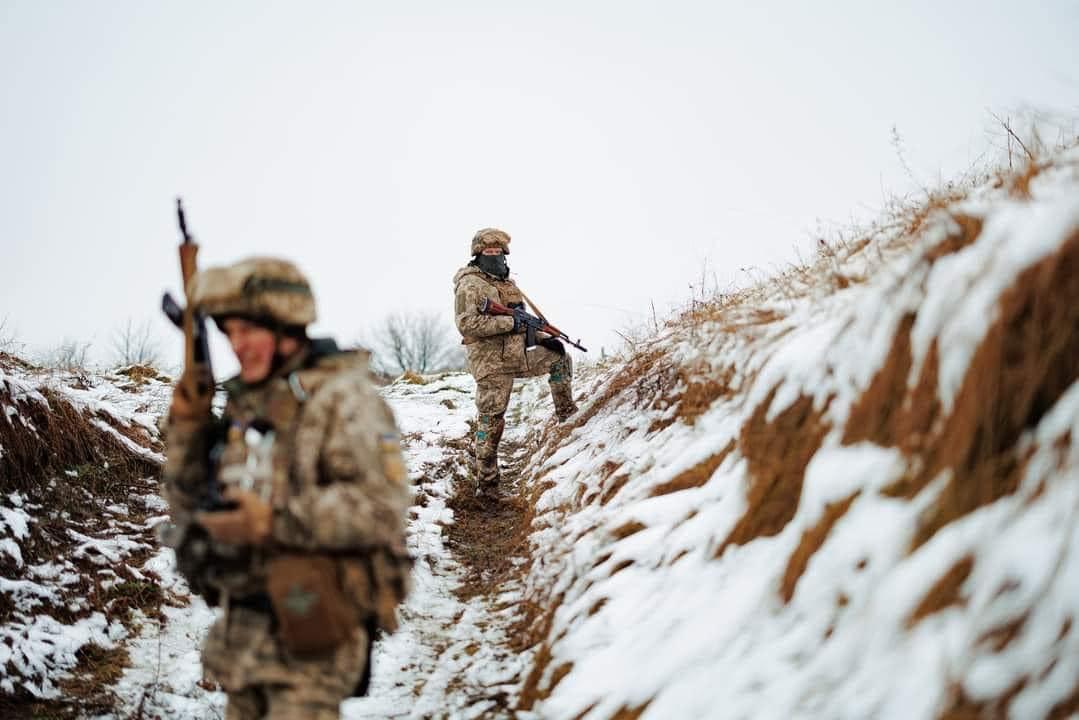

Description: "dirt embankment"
0 362 174 719
505 146 1079 718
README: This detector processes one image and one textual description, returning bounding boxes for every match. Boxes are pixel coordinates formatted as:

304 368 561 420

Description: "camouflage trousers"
474 345 577 491
204 605 369 720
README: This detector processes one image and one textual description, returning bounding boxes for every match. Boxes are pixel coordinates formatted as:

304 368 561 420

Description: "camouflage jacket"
452 265 531 380
163 341 410 631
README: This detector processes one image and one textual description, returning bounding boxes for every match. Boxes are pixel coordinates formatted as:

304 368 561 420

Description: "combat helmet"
471 228 511 255
187 256 316 332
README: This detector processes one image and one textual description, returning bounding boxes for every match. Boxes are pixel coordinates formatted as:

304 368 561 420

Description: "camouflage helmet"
471 228 510 256
187 256 317 329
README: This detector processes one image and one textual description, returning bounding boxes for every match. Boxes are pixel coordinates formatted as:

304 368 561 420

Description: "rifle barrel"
176 197 192 244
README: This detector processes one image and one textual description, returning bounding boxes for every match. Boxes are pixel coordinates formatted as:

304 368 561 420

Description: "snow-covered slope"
509 148 1079 719
0 361 217 717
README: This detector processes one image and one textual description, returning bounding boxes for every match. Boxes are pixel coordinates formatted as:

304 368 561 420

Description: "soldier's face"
220 318 277 383
481 247 503 256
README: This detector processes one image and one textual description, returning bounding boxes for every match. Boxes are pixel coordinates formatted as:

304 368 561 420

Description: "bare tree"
0 315 23 356
367 311 464 376
111 318 161 368
42 338 92 371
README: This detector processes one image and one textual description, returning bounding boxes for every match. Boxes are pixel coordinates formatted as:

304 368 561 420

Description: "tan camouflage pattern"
163 345 410 714
210 609 369 719
453 265 577 490
453 265 528 379
473 346 575 488
470 227 511 255
188 256 317 326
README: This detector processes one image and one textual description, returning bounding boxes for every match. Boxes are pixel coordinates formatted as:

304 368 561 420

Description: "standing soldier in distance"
453 228 579 497
163 257 411 720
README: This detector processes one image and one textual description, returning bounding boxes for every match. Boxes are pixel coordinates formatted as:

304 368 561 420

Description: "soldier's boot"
474 412 506 496
548 355 579 422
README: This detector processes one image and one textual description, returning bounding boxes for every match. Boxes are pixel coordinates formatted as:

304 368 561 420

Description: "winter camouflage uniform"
162 257 410 720
453 229 577 492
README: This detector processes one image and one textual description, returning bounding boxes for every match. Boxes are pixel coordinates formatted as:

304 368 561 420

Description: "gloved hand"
169 377 212 423
196 488 273 546
538 337 566 355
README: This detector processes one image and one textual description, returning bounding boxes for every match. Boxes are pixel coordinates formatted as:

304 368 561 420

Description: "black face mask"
474 254 509 279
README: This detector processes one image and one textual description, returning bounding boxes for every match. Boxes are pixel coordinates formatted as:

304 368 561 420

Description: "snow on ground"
347 372 551 719
95 548 224 719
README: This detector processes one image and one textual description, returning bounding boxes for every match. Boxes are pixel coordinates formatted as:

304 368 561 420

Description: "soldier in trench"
453 228 579 497
163 257 411 719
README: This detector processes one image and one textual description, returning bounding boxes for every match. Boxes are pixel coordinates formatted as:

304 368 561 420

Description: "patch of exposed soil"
717 390 831 557
780 491 860 603
907 555 975 628
651 441 735 497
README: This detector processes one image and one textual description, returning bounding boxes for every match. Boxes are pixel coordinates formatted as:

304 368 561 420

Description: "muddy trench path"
444 433 536 604
347 382 545 719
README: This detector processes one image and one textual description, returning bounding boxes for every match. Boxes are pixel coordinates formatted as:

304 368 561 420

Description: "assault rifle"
480 297 588 353
160 198 232 511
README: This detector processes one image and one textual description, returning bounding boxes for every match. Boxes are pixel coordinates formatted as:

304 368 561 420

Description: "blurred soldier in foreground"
162 257 411 719
453 228 579 497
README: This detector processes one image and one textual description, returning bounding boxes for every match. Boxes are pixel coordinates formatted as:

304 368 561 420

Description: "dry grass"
523 661 575 709
0 385 159 497
112 363 170 389
396 369 428 385
0 360 171 717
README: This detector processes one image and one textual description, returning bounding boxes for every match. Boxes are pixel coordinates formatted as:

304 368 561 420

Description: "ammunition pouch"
266 554 358 657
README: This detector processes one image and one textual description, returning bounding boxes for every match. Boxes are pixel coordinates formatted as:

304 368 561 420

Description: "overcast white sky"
1 0 1076 373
